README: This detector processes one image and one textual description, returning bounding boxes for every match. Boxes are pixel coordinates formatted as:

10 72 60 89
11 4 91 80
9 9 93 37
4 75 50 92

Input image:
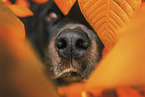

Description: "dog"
22 0 104 85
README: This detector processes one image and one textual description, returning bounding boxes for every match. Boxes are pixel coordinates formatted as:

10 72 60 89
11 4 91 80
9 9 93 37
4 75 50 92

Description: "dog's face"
24 0 103 83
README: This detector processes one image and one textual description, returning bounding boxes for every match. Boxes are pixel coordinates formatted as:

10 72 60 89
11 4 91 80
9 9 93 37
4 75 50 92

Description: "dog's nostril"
76 39 89 50
56 39 66 49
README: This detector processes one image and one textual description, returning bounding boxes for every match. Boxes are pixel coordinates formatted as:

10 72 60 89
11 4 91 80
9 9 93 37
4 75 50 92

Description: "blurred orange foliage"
2 0 33 17
32 0 48 3
0 0 25 39
1 0 145 97
0 1 59 97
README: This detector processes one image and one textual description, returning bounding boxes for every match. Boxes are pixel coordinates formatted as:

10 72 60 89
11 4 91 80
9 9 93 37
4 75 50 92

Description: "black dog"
22 0 104 85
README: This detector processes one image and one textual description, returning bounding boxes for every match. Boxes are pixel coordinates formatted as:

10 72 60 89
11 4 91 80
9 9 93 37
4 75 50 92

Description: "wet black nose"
55 29 91 60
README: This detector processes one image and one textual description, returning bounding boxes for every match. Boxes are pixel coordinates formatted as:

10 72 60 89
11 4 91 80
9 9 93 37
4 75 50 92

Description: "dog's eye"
46 12 58 21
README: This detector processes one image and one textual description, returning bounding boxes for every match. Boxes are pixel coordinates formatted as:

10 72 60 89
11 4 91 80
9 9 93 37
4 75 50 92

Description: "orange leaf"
3 0 33 17
7 5 33 17
58 83 84 97
32 0 48 3
54 0 76 15
85 5 145 91
0 1 59 97
2 0 11 4
78 0 141 49
116 87 143 97
16 0 29 7
0 0 25 39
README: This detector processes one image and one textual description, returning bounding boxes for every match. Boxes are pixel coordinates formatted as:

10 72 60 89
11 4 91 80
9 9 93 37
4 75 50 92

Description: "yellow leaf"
85 5 145 91
78 0 141 49
0 0 25 39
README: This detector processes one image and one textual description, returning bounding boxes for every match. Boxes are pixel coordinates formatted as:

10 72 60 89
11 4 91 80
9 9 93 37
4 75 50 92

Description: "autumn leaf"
84 4 145 91
0 0 25 39
2 0 33 17
7 5 33 17
58 83 85 97
32 0 49 3
78 0 141 49
0 1 59 97
54 0 76 15
116 87 144 97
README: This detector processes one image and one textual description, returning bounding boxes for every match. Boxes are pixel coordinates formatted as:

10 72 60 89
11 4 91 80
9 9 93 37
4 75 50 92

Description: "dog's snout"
55 29 91 60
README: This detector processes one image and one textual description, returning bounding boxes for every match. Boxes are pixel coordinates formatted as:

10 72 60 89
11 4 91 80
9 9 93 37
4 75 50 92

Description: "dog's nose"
55 29 91 60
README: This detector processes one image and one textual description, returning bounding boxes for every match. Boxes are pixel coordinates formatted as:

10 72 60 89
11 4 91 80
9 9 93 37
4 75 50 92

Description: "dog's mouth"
52 68 84 82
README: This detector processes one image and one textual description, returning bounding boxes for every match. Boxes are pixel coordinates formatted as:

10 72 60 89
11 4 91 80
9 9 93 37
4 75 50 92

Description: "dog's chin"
52 68 84 83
